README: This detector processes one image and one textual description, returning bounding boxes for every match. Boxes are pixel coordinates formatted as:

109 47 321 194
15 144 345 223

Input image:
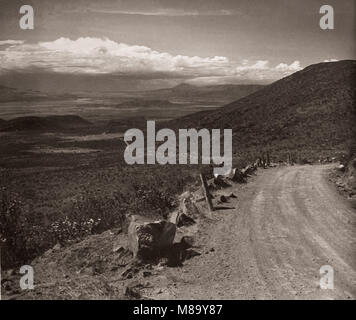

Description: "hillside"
169 60 356 162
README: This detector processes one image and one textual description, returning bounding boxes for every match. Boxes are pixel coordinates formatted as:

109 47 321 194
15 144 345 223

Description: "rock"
170 196 198 227
166 238 199 267
113 245 125 253
142 271 152 277
121 266 140 279
180 196 200 218
180 236 195 248
170 211 195 227
254 158 261 167
213 175 231 188
128 216 176 261
52 243 61 251
220 195 228 203
82 266 95 276
184 249 201 260
154 288 163 295
227 168 246 183
177 213 195 227
338 164 345 172
125 282 142 299
241 164 257 176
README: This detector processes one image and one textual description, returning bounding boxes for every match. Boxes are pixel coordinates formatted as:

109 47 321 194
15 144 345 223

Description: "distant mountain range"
170 60 356 161
140 83 264 103
0 69 266 95
0 74 264 106
0 84 75 102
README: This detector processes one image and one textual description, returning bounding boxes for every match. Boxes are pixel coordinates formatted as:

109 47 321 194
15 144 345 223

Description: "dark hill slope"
0 115 91 132
170 60 356 161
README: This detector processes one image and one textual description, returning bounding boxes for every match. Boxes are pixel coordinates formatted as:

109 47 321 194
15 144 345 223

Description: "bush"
0 187 50 268
50 191 127 245
0 165 195 269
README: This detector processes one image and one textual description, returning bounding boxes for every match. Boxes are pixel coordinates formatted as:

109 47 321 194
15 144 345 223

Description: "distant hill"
143 83 264 103
0 85 48 102
170 60 356 162
116 99 182 109
0 84 76 102
0 115 91 132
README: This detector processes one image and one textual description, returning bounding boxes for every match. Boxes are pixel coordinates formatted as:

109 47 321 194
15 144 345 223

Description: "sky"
0 0 355 90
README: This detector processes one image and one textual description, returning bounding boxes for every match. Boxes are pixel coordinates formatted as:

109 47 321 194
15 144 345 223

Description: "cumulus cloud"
275 61 301 72
0 37 230 77
0 37 302 83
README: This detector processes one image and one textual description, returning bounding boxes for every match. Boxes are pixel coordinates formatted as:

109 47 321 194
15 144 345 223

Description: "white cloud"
0 37 230 76
0 37 303 83
275 60 301 72
323 59 338 62
0 40 25 46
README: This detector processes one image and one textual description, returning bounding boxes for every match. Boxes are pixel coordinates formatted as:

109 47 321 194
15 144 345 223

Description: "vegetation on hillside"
168 61 356 163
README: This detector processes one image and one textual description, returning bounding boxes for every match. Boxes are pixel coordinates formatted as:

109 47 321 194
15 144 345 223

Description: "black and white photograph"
0 0 355 304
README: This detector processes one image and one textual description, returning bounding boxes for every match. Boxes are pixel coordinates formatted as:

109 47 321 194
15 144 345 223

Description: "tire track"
166 165 356 299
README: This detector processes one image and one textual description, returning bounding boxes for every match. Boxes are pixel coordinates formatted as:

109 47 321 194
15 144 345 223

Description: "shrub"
0 187 50 268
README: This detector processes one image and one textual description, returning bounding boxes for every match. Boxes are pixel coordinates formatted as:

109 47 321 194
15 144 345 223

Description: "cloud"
0 40 25 46
0 37 302 83
188 60 302 85
323 59 338 62
276 60 301 71
0 37 230 77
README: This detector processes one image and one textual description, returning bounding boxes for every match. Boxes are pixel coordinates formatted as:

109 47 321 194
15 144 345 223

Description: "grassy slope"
169 60 356 163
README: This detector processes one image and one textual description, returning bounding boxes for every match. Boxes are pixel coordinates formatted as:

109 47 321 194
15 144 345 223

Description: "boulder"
180 236 195 248
241 164 257 176
212 175 231 188
227 168 246 183
128 216 176 261
180 196 199 217
170 197 197 227
254 158 261 167
170 210 195 227
228 192 237 198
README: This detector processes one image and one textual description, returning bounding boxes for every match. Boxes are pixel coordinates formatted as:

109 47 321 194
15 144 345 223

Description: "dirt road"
150 165 356 300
